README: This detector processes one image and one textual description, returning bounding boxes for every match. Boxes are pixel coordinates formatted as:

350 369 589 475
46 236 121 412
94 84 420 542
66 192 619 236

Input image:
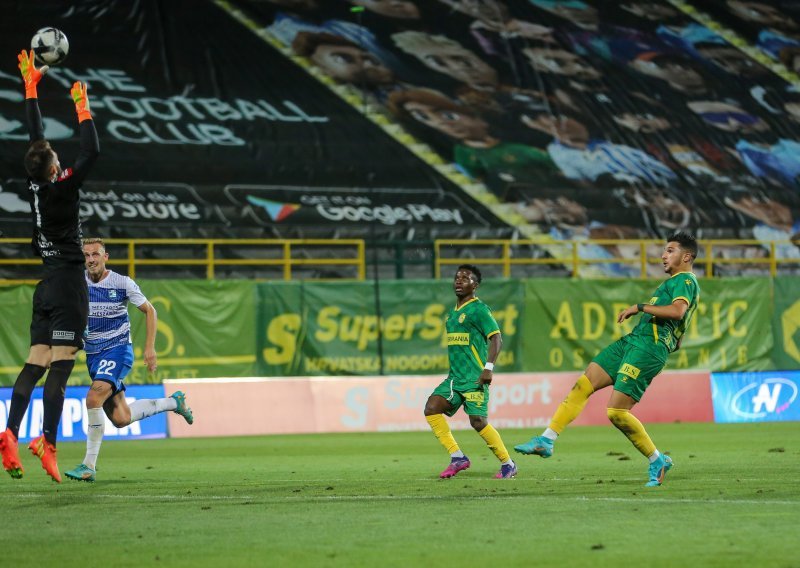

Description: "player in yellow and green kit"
515 232 700 487
424 264 517 479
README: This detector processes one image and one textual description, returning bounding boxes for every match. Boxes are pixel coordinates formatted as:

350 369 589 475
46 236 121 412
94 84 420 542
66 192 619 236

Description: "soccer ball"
31 27 69 66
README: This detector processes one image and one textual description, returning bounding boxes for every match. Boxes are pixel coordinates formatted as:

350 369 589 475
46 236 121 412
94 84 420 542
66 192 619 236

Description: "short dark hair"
667 231 697 261
25 140 55 182
457 264 482 283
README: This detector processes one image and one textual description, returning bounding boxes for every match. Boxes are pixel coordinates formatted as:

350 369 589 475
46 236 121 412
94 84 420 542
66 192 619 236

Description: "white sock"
84 407 105 470
450 450 465 458
648 450 661 463
129 397 177 423
502 459 514 466
543 428 559 441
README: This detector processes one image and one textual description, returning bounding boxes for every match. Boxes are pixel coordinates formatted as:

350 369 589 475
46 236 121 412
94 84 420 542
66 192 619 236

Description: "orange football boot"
28 435 61 483
0 429 24 479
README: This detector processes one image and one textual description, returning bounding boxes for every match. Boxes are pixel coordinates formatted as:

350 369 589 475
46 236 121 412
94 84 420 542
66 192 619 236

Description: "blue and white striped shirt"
84 270 147 355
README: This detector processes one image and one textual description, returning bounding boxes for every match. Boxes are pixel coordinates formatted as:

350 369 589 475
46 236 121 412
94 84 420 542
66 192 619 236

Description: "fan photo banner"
0 0 505 239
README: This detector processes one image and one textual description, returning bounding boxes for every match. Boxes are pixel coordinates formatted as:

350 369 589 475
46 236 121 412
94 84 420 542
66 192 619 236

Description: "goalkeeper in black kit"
0 49 99 483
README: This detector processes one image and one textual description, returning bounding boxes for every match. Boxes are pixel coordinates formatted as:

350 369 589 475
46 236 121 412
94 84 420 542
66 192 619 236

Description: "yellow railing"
3 237 797 282
0 238 366 282
435 239 800 278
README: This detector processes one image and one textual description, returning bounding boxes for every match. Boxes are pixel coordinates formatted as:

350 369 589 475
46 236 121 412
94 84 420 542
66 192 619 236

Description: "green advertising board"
256 279 524 376
523 278 773 372
0 276 781 385
0 280 257 386
772 277 800 369
0 285 35 385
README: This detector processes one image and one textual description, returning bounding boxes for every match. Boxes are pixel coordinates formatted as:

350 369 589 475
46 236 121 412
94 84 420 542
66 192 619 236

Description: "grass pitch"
1 422 798 567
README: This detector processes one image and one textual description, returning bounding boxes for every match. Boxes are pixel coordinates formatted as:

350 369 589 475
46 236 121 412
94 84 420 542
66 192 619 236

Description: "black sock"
6 363 47 439
42 360 75 446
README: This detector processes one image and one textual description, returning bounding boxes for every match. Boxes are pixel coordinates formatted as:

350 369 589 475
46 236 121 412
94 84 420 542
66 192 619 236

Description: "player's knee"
27 345 51 368
423 396 443 416
86 391 105 407
469 415 487 431
110 411 130 428
51 345 79 362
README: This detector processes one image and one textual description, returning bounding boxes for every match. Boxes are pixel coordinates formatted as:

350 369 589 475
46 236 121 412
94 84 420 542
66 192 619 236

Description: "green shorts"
592 337 666 402
430 378 489 418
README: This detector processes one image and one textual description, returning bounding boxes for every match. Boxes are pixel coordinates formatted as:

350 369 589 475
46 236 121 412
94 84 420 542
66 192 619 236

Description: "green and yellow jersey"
445 297 501 389
630 271 700 357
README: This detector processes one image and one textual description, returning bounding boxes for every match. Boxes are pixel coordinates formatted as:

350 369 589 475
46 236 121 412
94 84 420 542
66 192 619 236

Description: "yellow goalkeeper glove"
18 49 48 99
70 81 92 122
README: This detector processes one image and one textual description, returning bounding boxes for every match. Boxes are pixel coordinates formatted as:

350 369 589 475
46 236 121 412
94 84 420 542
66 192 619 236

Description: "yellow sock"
478 424 510 463
426 414 460 454
606 408 656 457
550 374 594 434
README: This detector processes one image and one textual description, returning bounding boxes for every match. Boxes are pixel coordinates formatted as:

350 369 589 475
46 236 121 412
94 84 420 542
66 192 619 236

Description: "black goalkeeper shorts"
30 264 88 349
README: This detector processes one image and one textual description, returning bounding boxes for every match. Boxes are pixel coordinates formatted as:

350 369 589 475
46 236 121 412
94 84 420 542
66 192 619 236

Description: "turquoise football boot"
645 454 673 487
514 435 554 458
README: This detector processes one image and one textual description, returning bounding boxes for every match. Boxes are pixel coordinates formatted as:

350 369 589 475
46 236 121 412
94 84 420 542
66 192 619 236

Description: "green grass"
2 422 799 567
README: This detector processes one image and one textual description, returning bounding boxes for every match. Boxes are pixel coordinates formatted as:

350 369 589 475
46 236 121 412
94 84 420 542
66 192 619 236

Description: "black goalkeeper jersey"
25 98 99 269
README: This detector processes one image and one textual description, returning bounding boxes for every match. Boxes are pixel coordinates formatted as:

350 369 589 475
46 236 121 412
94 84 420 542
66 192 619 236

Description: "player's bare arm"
137 301 158 373
478 332 502 386
617 299 689 324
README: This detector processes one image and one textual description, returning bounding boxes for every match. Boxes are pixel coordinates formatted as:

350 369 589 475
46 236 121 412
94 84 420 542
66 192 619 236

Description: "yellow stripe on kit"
470 345 484 369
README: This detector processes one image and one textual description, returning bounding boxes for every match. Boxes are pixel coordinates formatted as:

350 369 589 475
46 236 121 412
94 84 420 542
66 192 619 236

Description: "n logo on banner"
752 383 782 414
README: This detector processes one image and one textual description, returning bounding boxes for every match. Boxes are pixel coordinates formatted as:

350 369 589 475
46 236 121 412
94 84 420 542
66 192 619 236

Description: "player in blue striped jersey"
65 238 194 482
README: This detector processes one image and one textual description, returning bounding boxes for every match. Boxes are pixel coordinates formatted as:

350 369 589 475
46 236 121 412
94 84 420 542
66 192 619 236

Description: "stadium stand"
227 0 800 274
1 0 799 279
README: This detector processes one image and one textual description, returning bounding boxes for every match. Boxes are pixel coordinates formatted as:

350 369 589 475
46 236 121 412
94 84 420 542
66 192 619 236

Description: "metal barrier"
3 237 798 282
0 238 366 283
434 239 800 278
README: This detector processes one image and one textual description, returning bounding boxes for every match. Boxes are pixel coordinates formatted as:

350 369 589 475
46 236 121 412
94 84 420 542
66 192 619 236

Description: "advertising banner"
0 384 167 442
523 278 774 372
0 285 34 385
126 280 259 382
165 371 712 438
711 371 800 423
0 281 257 386
223 185 503 229
256 279 523 377
0 277 782 384
0 179 228 238
771 277 800 369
